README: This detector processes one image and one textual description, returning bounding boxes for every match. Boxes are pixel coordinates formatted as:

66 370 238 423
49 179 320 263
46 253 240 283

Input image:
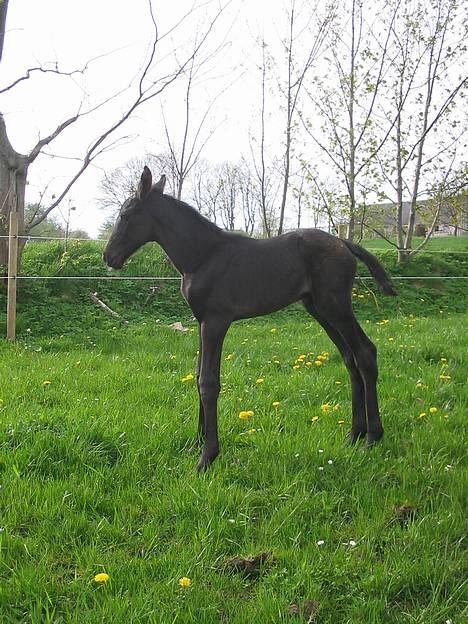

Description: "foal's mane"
159 192 223 235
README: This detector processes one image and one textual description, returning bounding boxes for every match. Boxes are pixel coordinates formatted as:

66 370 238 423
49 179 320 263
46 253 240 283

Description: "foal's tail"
343 241 397 296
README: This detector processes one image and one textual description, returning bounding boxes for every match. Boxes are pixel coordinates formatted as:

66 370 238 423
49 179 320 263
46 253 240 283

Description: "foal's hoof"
347 429 367 445
196 449 219 472
367 429 384 446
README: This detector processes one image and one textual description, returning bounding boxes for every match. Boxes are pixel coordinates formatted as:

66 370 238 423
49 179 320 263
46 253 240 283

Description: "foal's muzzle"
103 250 124 270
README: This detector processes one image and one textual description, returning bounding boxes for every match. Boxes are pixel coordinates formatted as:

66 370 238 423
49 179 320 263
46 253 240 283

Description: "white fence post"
6 211 18 341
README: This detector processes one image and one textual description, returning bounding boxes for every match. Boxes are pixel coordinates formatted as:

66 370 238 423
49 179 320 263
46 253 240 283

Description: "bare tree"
0 0 229 270
274 0 336 235
376 0 467 260
99 153 176 214
249 39 276 237
238 159 257 234
303 0 401 241
160 23 231 201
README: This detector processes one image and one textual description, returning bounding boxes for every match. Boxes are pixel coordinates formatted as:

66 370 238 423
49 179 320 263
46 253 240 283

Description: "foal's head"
103 166 166 269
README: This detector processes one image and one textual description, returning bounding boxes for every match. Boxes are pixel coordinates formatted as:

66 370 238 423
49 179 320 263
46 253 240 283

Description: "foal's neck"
151 195 223 274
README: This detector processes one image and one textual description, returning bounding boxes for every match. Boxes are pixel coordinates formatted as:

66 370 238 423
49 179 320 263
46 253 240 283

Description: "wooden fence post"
7 211 18 340
338 223 348 239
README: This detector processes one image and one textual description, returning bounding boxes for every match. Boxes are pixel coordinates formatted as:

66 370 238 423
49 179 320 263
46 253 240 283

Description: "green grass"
1 238 467 339
0 310 467 623
360 235 468 251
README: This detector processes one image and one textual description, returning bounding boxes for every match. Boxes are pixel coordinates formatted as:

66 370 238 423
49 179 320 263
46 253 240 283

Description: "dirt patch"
393 504 416 527
222 551 273 578
287 599 321 621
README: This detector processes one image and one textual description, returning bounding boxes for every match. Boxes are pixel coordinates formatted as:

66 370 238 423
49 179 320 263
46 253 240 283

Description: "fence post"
7 211 18 341
338 223 347 239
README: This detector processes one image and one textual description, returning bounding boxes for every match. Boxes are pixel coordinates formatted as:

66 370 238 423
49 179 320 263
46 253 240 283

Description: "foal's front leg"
196 334 205 444
196 318 229 471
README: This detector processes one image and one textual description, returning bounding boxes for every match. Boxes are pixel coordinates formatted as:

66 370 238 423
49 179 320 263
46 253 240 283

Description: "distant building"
362 196 468 237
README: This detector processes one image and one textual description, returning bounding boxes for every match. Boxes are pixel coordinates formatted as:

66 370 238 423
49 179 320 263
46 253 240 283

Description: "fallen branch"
89 292 128 323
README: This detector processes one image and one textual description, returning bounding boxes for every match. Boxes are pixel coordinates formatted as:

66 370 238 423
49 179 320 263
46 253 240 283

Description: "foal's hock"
103 166 397 471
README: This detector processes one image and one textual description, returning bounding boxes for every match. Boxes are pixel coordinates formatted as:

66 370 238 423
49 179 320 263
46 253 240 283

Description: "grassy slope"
0 310 466 623
360 236 468 251
1 236 467 338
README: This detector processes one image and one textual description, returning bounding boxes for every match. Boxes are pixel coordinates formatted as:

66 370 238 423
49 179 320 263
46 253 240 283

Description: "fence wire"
2 275 467 281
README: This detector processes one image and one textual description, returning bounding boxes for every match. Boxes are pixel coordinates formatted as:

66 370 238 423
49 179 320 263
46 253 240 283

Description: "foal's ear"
137 166 153 200
154 174 166 194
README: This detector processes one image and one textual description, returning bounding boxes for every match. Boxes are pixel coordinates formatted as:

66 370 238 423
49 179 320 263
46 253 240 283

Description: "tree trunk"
0 115 28 274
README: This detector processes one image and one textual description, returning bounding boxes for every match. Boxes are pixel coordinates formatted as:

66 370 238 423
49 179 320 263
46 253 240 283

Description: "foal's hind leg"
311 290 384 445
302 295 367 442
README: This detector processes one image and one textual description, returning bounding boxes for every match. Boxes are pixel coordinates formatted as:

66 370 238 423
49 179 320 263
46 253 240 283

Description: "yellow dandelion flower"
439 374 451 381
321 403 330 414
272 401 280 407
293 364 300 370
418 412 427 418
297 354 306 361
181 373 194 383
311 416 319 422
94 573 110 583
440 357 447 363
429 406 438 413
314 360 322 366
305 361 312 367
239 410 254 420
178 576 192 587
225 353 233 361
338 419 345 424
256 378 264 384
335 380 342 385
42 380 51 386
270 328 277 333
247 428 257 434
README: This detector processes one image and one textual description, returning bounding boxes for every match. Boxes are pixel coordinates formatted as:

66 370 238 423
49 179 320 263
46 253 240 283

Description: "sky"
2 0 289 236
3 1 465 238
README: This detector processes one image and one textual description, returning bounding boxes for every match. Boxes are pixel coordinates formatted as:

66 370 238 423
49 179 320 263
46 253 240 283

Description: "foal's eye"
120 212 130 222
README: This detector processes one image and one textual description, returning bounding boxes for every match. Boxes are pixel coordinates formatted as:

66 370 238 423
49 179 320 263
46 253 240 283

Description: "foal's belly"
220 253 307 319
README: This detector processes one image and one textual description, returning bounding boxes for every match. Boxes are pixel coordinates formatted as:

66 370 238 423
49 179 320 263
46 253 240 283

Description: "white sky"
3 1 465 236
2 0 290 236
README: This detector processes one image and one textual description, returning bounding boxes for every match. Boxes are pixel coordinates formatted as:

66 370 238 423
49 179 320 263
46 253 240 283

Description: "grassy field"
360 236 468 251
0 308 466 623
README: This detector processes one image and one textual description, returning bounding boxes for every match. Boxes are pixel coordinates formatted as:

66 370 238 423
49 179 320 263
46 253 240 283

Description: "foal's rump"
296 229 396 298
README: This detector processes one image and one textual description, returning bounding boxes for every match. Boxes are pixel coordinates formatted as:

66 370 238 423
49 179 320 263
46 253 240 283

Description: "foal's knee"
356 341 378 381
199 377 220 402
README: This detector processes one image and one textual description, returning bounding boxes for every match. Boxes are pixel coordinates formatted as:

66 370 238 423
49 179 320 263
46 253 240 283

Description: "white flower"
317 540 325 546
349 540 357 547
327 460 333 465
